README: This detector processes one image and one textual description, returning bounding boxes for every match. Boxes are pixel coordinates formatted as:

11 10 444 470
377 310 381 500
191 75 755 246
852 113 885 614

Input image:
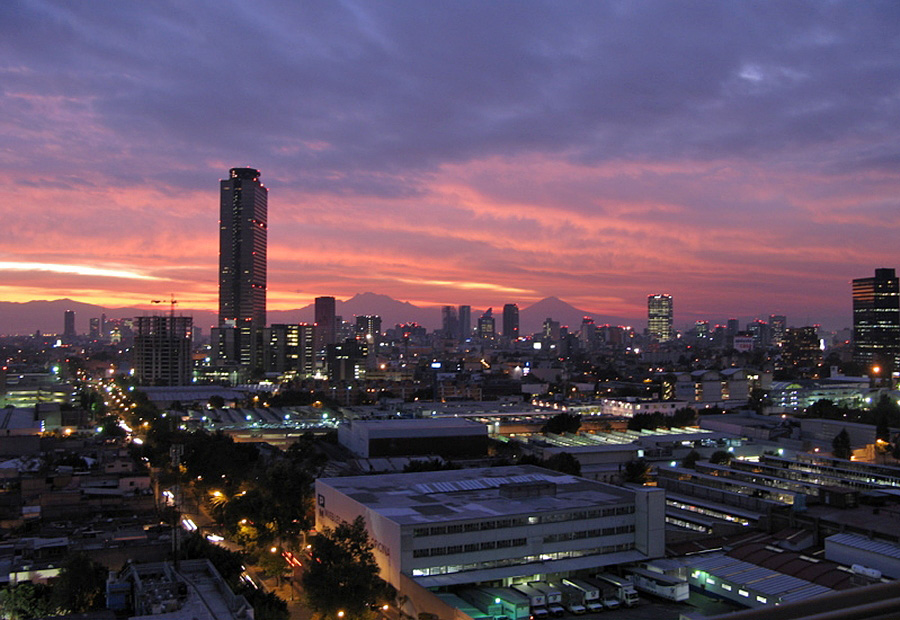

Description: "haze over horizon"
3 1 899 329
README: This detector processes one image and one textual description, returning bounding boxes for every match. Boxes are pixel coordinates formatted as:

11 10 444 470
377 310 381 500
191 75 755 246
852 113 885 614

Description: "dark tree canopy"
403 458 460 473
622 459 651 485
302 516 395 618
0 582 55 620
832 428 852 460
682 449 702 469
541 412 582 435
671 407 698 427
709 450 732 466
544 452 582 476
51 552 108 614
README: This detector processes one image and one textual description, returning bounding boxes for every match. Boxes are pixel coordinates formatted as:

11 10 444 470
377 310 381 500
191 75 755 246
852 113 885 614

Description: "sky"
2 1 899 330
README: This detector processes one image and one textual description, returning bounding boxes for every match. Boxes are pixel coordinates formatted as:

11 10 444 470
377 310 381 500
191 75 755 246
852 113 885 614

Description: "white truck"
561 578 604 613
510 584 549 619
628 567 689 602
460 588 531 620
593 573 639 607
527 582 565 617
547 580 587 615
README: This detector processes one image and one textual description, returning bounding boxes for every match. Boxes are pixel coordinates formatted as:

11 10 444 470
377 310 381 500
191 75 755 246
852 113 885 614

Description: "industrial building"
336 418 490 459
315 465 665 617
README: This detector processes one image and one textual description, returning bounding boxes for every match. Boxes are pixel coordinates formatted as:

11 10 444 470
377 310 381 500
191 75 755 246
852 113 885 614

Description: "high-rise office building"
782 326 822 374
441 306 458 339
853 268 900 371
502 303 519 341
695 320 710 340
476 308 495 340
457 305 471 341
218 167 267 328
748 319 771 347
215 167 267 369
133 316 193 386
647 294 673 342
355 315 382 345
769 315 787 346
262 323 315 376
63 310 76 341
315 296 337 350
543 317 561 341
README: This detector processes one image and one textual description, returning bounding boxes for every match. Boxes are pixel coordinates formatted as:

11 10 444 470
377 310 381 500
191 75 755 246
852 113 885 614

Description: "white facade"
599 398 688 418
826 533 900 579
315 465 665 591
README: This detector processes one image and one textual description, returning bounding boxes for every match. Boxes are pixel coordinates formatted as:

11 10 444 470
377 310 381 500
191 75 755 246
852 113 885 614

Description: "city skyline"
3 2 899 328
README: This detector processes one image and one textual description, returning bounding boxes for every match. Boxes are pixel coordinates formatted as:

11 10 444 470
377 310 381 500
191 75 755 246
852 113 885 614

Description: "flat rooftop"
318 465 634 526
344 418 487 431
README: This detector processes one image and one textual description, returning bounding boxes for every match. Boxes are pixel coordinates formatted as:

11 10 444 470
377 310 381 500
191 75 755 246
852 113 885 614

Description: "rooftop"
318 465 633 525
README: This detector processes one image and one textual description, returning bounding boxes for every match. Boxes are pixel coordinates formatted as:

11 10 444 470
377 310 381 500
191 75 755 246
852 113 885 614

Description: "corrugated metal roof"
827 533 900 559
691 552 834 602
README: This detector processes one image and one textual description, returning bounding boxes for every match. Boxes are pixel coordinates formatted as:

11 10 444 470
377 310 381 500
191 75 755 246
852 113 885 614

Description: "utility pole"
169 443 183 569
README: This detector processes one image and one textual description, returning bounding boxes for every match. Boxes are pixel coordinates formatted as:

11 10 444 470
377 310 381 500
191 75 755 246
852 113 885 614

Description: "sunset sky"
2 1 899 329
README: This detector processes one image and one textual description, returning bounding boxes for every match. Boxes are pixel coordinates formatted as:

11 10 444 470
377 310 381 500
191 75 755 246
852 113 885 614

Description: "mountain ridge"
0 294 628 336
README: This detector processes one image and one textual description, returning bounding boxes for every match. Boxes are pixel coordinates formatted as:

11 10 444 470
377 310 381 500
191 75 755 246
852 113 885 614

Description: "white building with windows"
314 465 665 593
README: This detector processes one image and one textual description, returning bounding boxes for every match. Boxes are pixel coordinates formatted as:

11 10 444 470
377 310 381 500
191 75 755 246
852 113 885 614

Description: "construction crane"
150 294 179 318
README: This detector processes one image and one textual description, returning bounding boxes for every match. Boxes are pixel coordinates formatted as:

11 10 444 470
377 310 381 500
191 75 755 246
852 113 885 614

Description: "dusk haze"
3 1 899 330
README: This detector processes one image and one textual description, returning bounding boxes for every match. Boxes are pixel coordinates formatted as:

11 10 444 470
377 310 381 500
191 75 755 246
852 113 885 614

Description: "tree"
0 582 55 619
682 449 702 469
97 414 126 439
832 428 852 460
258 547 289 581
50 552 108 614
622 459 651 485
709 450 732 466
805 399 839 418
403 458 459 473
302 516 393 618
208 394 226 409
238 588 289 620
543 452 582 476
178 532 247 583
628 412 670 431
671 407 698 427
541 412 582 435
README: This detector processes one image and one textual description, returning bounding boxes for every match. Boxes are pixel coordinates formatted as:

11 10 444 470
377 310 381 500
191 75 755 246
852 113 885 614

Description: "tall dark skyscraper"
853 268 900 372
441 306 459 339
648 294 673 342
457 305 471 341
502 303 519 340
63 310 76 341
315 296 337 350
218 167 267 329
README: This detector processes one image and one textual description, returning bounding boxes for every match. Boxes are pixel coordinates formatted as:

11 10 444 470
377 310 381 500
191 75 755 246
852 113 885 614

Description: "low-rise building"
315 465 665 596
337 418 489 459
599 398 689 418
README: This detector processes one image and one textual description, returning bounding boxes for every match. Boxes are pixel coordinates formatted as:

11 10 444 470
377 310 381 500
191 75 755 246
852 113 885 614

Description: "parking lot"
541 591 743 620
